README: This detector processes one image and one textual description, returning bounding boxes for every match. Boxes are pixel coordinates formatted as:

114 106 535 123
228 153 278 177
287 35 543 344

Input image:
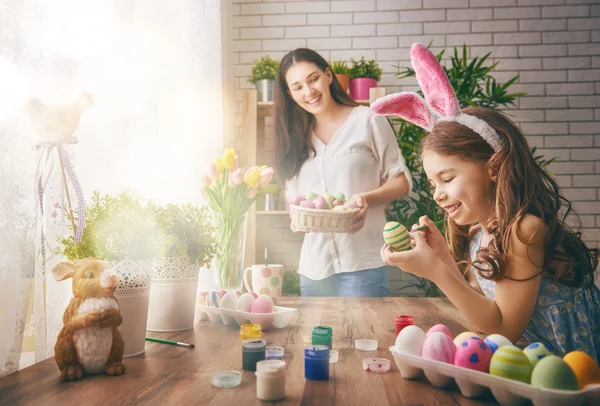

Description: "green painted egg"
531 355 579 390
331 192 345 201
490 345 532 383
322 192 334 203
306 192 319 201
383 222 411 252
523 342 552 368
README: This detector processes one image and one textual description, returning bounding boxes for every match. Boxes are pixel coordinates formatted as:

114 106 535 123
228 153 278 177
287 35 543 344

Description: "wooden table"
0 297 498 405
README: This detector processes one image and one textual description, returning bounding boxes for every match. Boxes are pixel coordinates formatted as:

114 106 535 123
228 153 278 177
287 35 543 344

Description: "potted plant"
348 57 383 100
58 189 164 357
146 203 217 331
248 55 280 102
330 60 351 94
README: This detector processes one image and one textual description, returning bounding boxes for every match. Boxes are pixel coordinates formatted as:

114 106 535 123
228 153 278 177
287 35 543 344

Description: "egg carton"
389 346 600 406
195 303 296 330
290 204 359 233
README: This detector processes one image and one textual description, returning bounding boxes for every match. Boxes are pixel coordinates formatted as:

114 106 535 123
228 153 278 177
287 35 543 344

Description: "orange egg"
563 351 600 389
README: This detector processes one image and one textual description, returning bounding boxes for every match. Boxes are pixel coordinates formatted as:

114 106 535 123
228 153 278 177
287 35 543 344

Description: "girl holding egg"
376 44 600 362
273 48 412 297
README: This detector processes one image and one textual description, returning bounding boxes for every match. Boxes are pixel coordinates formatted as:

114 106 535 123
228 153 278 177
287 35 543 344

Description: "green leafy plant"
349 57 383 81
329 60 350 75
247 55 280 85
282 267 300 296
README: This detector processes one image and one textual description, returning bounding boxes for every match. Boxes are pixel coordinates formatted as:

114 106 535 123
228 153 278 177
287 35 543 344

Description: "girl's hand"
349 194 368 234
380 231 445 282
411 216 454 267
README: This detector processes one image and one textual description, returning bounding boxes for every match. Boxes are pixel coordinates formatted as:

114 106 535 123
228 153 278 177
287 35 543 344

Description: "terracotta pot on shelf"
335 74 350 94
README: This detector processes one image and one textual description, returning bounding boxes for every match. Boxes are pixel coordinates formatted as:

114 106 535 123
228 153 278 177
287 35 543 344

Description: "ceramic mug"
243 264 283 299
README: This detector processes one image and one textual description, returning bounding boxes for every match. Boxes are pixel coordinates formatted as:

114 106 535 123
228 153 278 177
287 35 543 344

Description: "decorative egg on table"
531 355 579 390
426 324 453 339
453 331 479 347
484 333 513 354
235 293 256 312
383 221 410 252
562 351 600 389
250 294 274 314
206 291 223 308
489 345 532 383
394 325 427 356
523 342 553 368
454 336 493 372
422 331 457 364
219 291 240 324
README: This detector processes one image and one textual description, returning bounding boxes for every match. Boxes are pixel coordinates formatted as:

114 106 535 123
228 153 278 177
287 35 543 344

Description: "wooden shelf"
256 210 289 215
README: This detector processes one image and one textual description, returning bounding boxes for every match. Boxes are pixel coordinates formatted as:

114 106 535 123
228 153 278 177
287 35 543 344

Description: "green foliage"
248 55 280 84
282 267 300 296
349 57 383 81
329 60 350 75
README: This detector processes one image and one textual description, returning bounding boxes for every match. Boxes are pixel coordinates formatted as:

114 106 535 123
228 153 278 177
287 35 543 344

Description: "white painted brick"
593 4 600 16
232 15 262 28
510 84 544 96
397 35 446 47
570 122 599 134
234 64 251 78
263 14 307 26
543 57 591 70
582 228 600 241
472 20 518 32
570 96 600 108
526 136 545 148
285 26 329 38
447 33 492 46
594 57 600 69
241 27 284 39
534 148 569 161
332 0 376 12
377 0 423 11
543 5 590 18
424 0 467 7
543 31 590 44
353 36 397 49
522 122 568 135
378 22 422 35
519 19 567 32
233 39 262 52
400 9 445 22
494 32 541 45
571 148 600 161
494 58 542 70
568 215 596 229
424 21 469 34
519 44 567 57
308 12 353 25
549 162 595 175
569 44 600 57
520 96 567 109
569 70 600 82
519 70 566 83
241 3 285 15
470 0 516 6
353 11 399 23
332 24 376 37
550 109 595 122
545 135 594 148
553 175 572 188
330 49 376 60
568 17 600 30
307 37 352 50
471 45 518 57
448 8 492 20
546 83 595 96
593 32 600 43
376 48 411 60
574 201 600 214
232 3 240 15
505 109 545 122
286 1 329 13
494 7 540 19
240 51 285 64
232 28 240 40
262 38 307 51
519 0 563 5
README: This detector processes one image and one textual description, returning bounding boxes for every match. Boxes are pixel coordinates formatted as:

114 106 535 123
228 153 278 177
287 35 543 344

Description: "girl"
274 48 412 297
375 44 600 361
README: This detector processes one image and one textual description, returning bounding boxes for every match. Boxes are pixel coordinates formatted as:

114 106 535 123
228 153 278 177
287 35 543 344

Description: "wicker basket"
290 204 360 233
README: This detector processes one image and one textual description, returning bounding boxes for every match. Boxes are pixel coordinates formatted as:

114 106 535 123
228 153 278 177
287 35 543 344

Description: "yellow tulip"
214 158 224 175
222 148 236 169
244 166 261 187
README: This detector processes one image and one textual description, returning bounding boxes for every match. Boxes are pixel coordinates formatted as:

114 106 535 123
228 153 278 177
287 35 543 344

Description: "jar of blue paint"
304 345 329 380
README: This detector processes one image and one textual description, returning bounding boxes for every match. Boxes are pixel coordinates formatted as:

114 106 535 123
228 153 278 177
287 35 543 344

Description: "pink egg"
454 336 493 372
332 200 343 207
291 195 306 205
299 200 315 209
313 196 327 210
427 324 454 339
422 332 457 364
250 295 274 314
343 200 358 209
218 290 228 297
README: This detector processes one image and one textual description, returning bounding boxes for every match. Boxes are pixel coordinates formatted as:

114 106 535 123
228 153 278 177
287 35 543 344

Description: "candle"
304 345 329 380
242 339 266 371
255 360 286 401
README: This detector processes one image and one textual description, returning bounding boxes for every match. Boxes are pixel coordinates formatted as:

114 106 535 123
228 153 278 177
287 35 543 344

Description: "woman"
274 48 412 297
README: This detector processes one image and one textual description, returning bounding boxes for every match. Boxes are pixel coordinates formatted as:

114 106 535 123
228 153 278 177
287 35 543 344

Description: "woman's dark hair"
274 48 358 180
422 106 598 288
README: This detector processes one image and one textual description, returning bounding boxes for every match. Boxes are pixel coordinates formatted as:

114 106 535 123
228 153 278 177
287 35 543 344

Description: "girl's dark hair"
421 106 598 288
274 48 358 180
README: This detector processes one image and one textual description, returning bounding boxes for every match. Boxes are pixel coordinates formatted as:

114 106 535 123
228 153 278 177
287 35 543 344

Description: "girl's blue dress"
469 227 600 363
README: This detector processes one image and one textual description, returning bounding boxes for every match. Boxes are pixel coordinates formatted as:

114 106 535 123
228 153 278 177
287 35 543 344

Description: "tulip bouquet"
202 148 274 289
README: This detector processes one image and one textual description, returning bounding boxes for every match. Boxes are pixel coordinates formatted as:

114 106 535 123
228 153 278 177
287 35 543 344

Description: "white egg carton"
195 303 296 330
389 346 600 406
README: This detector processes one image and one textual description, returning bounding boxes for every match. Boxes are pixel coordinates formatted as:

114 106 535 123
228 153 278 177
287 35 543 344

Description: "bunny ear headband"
371 43 502 153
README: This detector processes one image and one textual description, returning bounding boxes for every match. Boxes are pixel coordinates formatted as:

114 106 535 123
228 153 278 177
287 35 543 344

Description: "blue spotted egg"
454 336 493 372
523 342 553 368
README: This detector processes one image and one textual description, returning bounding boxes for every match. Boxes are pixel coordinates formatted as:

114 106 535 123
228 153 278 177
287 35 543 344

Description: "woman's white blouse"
285 106 412 281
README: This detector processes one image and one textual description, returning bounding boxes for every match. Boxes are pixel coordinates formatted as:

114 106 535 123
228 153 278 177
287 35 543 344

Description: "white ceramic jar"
255 360 286 401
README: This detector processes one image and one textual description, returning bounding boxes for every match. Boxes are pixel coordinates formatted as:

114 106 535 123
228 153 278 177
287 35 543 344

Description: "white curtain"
0 0 223 376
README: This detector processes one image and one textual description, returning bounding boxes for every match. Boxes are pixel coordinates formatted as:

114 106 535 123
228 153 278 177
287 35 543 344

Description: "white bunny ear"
370 92 434 131
410 43 460 118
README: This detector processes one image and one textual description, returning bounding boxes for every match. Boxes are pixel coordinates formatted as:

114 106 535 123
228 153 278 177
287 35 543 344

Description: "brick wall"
230 0 600 294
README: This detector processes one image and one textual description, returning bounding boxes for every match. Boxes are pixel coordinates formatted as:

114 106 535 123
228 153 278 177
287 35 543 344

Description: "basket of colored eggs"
289 192 360 233
196 290 296 330
390 324 600 406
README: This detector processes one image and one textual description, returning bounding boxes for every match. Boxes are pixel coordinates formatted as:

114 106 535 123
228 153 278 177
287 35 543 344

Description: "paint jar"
395 315 414 337
242 339 266 371
240 323 262 343
304 345 329 380
311 325 333 349
255 360 286 401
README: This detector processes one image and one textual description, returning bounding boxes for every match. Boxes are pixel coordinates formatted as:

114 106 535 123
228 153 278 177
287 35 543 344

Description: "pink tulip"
258 167 274 189
209 162 219 179
228 168 244 187
246 184 259 199
202 173 212 188
232 155 239 171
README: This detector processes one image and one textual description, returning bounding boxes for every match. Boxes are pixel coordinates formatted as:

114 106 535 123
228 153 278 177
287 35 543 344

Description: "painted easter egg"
343 200 358 209
332 199 343 207
383 221 410 252
248 292 259 299
394 325 427 356
531 355 579 390
313 196 328 210
220 291 239 310
331 192 345 201
427 324 454 339
250 295 274 314
484 333 513 354
299 200 316 209
563 351 600 389
291 195 305 205
235 293 256 313
322 192 334 203
422 331 457 364
206 291 222 307
523 342 553 368
305 192 319 201
332 205 347 212
454 336 493 372
489 345 532 383
453 331 479 347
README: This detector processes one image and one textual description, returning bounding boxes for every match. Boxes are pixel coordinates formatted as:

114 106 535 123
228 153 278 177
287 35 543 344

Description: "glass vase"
210 210 247 291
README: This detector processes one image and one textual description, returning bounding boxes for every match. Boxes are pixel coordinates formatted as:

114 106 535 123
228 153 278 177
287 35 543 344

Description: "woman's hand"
411 216 454 267
349 194 368 234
